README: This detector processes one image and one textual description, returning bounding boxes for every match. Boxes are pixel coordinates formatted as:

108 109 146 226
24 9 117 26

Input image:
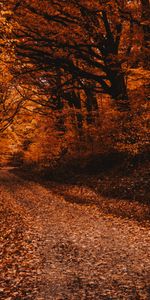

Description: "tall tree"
5 0 136 112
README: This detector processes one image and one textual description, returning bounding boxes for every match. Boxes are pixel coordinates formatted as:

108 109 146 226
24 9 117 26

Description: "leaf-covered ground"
0 168 150 299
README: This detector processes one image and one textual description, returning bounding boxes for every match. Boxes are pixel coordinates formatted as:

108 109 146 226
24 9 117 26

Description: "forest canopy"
0 0 149 166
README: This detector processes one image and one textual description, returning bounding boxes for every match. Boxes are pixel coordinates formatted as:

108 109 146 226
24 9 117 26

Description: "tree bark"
104 59 130 111
110 69 130 111
141 0 150 68
85 83 99 124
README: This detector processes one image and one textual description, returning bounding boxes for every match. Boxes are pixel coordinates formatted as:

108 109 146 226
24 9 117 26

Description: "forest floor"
0 166 150 300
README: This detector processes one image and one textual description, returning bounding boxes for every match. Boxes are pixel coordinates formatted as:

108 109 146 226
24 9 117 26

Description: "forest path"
0 168 150 300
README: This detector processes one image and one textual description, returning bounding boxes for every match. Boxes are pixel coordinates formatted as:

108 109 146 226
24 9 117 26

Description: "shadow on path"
7 167 150 225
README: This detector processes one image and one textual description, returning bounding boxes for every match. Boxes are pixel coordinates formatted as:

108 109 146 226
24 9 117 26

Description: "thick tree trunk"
100 10 130 111
110 73 130 112
105 62 130 112
141 0 150 68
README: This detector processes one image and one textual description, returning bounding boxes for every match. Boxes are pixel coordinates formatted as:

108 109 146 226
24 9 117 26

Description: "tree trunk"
71 91 83 130
105 62 130 112
141 0 150 68
54 71 66 134
63 90 83 129
85 83 99 124
110 73 130 111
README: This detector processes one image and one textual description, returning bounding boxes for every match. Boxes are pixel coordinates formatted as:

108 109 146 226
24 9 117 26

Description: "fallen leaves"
0 169 150 299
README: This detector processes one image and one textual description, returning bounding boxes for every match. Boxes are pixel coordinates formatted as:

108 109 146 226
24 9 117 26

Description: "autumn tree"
1 0 149 165
5 0 141 113
0 4 14 131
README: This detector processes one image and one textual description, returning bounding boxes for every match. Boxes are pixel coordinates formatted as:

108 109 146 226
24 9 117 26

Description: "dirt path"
0 169 150 299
